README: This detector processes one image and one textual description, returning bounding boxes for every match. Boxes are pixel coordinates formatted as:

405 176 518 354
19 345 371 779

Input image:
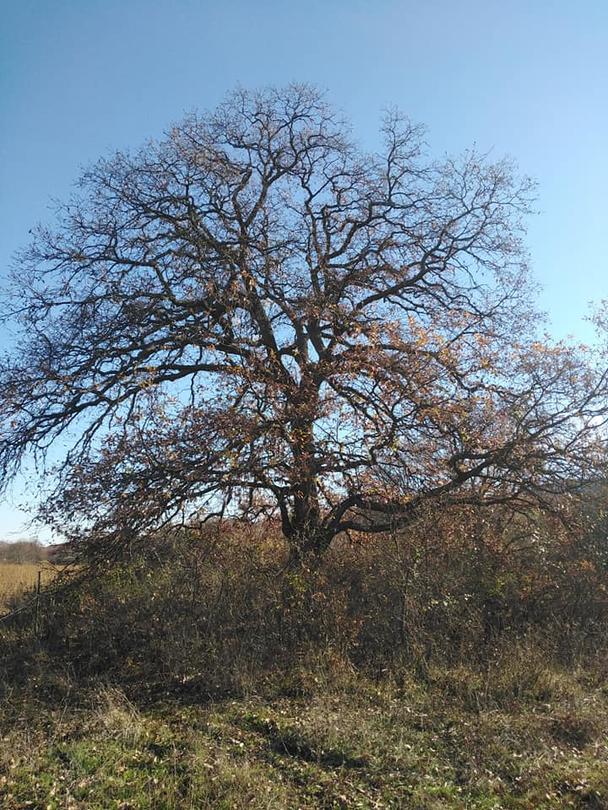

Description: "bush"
3 497 608 702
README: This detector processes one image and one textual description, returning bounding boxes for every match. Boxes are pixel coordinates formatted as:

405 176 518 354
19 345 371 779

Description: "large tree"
1 85 606 559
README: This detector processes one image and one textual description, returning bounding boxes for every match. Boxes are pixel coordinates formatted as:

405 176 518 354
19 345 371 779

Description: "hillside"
1 519 608 808
0 540 48 564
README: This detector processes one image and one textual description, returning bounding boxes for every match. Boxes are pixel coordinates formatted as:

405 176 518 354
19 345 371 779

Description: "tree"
1 84 607 561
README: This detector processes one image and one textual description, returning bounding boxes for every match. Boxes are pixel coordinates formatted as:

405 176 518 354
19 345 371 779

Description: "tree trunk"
285 379 329 565
286 525 333 568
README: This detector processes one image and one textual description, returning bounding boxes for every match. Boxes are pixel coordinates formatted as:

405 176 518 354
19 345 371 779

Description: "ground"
2 664 608 808
1 561 608 809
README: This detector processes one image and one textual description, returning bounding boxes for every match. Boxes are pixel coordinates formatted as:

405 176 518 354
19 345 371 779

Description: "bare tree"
1 84 606 560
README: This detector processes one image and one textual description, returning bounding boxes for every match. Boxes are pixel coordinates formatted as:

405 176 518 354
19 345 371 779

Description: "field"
1 656 608 808
1 535 608 809
0 563 55 612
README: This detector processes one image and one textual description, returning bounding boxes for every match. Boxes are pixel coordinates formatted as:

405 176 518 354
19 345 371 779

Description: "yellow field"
0 563 55 612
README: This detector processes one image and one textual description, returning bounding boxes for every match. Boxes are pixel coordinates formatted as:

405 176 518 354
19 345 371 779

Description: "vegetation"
2 668 608 809
1 85 607 563
2 498 608 807
0 564 47 611
1 84 608 807
0 539 57 612
0 540 47 564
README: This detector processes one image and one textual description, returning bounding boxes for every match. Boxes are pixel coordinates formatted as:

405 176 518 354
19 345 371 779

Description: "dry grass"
1 668 608 809
0 563 55 612
2 520 608 807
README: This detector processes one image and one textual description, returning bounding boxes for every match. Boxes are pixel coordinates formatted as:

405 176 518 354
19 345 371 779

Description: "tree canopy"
1 84 607 559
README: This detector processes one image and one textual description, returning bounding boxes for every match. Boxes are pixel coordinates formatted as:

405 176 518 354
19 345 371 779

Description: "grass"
0 562 55 612
2 529 608 808
1 667 608 809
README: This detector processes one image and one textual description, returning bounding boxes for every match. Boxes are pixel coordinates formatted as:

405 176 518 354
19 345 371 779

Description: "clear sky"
1 0 607 538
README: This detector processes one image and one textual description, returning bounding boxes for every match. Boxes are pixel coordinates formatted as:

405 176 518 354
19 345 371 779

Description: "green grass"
1 664 608 809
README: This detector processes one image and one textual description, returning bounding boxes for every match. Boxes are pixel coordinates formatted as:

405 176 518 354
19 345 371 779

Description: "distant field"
0 563 54 612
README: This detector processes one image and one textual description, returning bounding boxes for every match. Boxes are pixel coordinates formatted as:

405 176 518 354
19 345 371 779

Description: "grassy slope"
1 662 608 809
2 550 608 809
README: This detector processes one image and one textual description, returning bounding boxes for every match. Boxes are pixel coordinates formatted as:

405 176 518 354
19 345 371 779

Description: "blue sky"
1 0 607 538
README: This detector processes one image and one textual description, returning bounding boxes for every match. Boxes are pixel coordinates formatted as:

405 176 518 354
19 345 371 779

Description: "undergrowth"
2 509 608 808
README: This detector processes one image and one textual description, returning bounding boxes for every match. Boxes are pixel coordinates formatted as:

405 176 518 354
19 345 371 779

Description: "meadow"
0 562 55 612
1 512 608 809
